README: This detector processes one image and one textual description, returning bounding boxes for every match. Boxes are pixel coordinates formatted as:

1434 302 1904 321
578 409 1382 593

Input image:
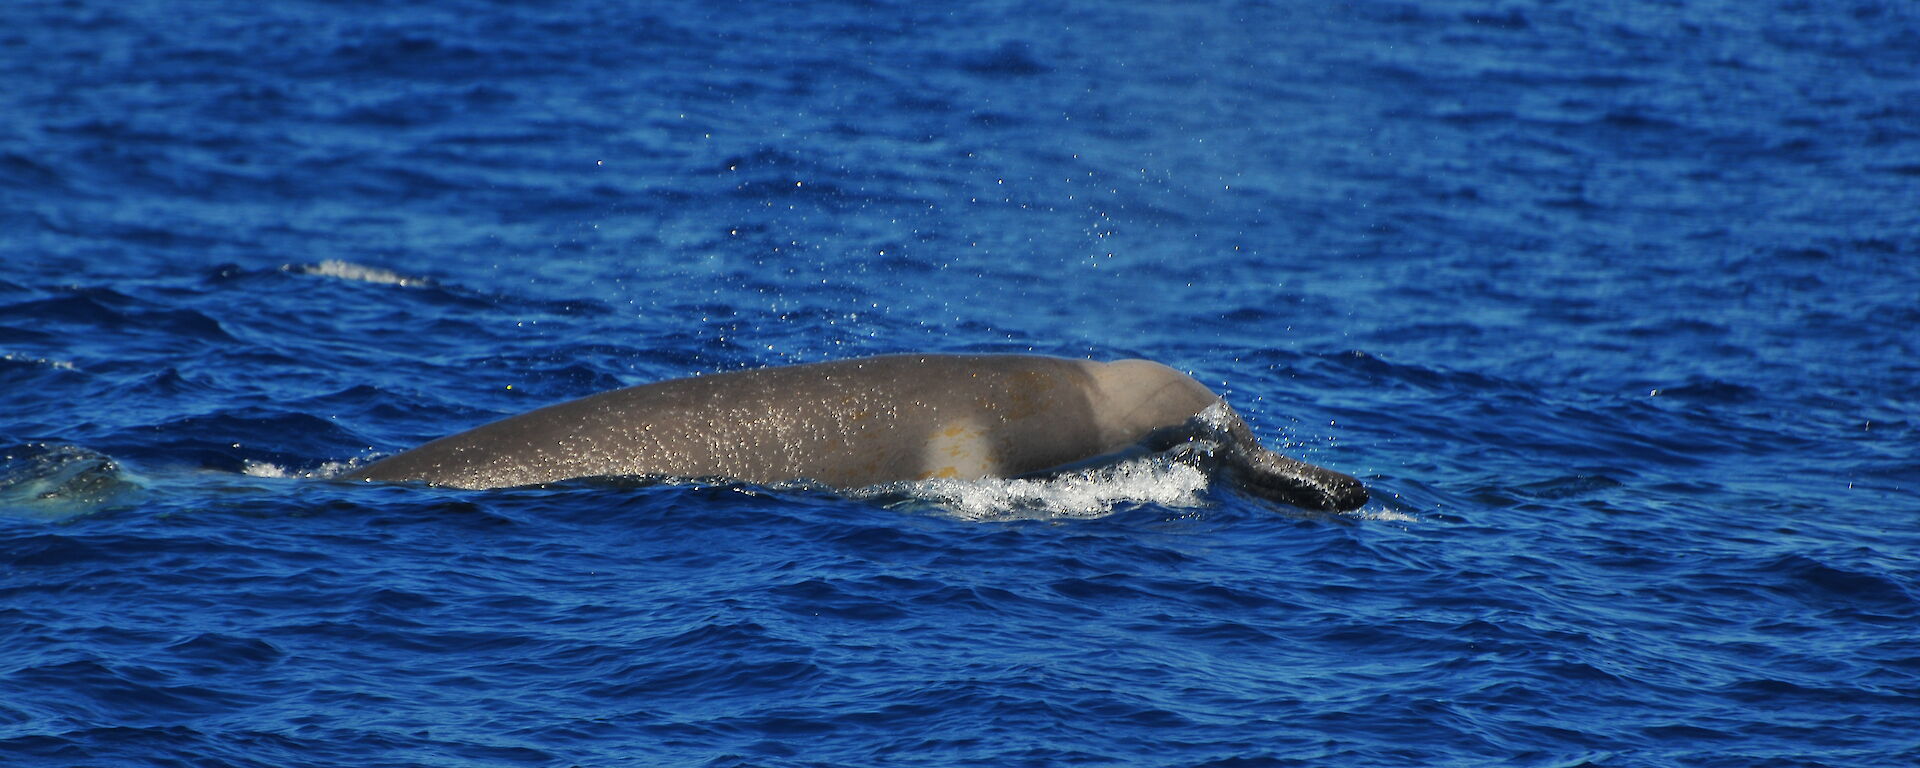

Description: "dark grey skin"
343 354 1368 512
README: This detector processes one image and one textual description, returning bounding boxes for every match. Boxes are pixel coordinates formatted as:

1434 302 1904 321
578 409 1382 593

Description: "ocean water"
3 0 1918 765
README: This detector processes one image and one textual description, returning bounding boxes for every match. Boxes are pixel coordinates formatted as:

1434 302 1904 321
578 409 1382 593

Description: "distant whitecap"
294 260 428 288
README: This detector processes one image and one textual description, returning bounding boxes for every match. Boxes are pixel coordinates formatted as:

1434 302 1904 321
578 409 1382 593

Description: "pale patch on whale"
922 415 998 480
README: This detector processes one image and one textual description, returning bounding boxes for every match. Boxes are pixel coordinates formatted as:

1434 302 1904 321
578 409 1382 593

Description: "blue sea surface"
4 0 1918 765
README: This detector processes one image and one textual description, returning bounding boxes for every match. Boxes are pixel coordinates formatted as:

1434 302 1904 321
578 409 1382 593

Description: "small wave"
0 443 143 520
858 457 1211 521
291 260 428 287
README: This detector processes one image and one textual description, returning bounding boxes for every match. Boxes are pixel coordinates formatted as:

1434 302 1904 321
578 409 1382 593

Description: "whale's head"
1089 359 1367 513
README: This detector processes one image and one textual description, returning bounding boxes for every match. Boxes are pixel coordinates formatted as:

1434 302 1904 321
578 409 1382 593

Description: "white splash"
862 457 1212 521
242 459 359 480
1193 399 1239 430
294 260 427 287
1351 507 1419 523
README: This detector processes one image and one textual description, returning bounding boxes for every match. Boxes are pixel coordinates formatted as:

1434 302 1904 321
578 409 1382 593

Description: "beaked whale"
343 354 1368 512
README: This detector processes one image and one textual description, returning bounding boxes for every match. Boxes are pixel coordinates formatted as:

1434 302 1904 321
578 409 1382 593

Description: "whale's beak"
1143 405 1370 513
1212 413 1368 513
1227 447 1369 513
